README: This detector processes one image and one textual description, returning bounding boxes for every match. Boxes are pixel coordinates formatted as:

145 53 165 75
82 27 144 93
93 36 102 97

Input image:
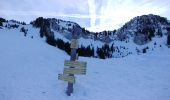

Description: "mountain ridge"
0 14 170 59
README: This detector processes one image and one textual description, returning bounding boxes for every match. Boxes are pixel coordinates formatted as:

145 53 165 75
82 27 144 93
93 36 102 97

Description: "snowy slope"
2 16 169 59
0 23 170 100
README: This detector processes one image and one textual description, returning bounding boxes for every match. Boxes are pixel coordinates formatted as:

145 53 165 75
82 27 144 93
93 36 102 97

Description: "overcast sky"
0 0 170 31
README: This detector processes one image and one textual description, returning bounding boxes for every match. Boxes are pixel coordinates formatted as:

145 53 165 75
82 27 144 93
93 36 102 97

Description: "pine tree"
97 47 105 59
167 34 170 45
143 48 146 53
91 47 94 57
64 42 71 55
46 36 56 46
40 28 43 38
0 17 6 26
0 22 2 26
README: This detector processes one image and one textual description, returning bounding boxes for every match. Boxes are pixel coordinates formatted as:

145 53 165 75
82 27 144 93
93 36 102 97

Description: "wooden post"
58 26 87 96
66 26 78 96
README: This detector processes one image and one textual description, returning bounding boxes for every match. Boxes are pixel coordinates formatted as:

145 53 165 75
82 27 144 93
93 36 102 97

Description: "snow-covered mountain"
0 14 170 59
116 14 170 44
0 17 170 100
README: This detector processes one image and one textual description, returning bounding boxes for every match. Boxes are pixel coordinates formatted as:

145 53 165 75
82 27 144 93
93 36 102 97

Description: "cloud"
0 0 89 26
0 0 170 32
87 0 96 27
87 0 170 31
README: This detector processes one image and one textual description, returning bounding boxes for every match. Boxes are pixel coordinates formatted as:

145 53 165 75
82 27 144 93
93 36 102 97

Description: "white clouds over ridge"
0 0 170 31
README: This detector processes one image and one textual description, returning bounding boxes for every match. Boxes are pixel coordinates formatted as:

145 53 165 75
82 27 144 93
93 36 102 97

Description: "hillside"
30 14 170 58
0 21 170 100
0 14 170 59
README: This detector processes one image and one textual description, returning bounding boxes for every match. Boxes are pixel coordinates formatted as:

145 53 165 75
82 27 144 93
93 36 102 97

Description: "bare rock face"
134 34 148 45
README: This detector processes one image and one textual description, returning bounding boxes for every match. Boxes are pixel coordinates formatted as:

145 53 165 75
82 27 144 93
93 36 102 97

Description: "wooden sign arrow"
64 60 87 69
63 68 86 75
58 74 75 84
70 39 78 49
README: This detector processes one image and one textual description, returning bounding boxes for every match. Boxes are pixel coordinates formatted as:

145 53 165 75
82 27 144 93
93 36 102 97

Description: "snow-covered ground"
0 27 170 100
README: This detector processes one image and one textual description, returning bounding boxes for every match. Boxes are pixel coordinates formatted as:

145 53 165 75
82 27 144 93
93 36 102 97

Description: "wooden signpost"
58 74 75 83
58 27 87 96
64 60 87 69
70 39 78 49
63 68 86 75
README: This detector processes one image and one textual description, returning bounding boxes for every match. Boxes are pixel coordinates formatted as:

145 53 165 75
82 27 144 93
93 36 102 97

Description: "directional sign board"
64 60 87 69
63 68 86 75
70 39 78 49
58 74 75 84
